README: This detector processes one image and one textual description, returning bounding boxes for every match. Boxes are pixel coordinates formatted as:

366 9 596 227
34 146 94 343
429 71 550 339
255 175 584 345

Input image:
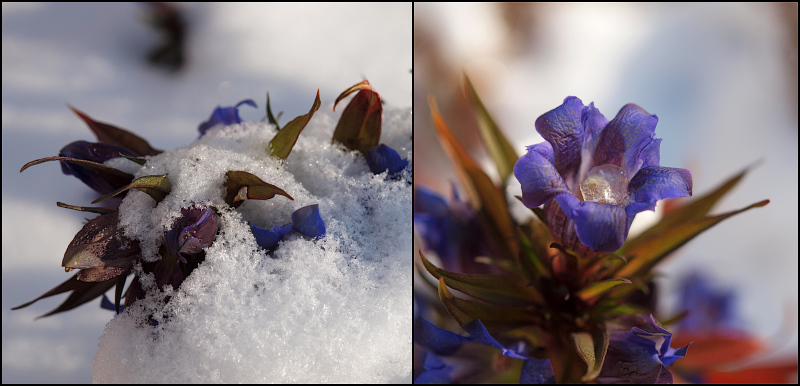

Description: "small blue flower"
366 144 408 177
250 204 326 251
414 186 488 274
166 206 219 263
597 315 690 384
198 99 257 137
514 97 692 253
678 272 741 333
250 223 293 250
59 140 138 194
414 317 556 384
291 204 326 238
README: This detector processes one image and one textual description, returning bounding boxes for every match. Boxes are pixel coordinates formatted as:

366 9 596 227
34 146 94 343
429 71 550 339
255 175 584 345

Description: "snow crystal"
93 105 412 383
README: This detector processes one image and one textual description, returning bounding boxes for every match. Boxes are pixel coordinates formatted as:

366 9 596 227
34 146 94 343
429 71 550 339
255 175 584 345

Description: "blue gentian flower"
678 272 741 333
251 204 326 251
597 315 690 384
166 206 219 263
414 317 556 384
59 140 139 194
366 144 408 177
198 99 257 137
414 186 489 274
514 97 692 253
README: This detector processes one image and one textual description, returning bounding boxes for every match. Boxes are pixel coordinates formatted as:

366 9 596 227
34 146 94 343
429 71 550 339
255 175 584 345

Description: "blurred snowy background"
2 3 410 383
414 2 797 375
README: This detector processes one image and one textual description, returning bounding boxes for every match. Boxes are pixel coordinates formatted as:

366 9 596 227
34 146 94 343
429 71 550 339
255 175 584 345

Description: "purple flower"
414 317 556 384
597 315 690 384
678 272 741 333
198 99 257 137
413 186 489 274
366 144 408 177
250 204 326 251
166 206 219 263
59 140 138 194
514 97 692 253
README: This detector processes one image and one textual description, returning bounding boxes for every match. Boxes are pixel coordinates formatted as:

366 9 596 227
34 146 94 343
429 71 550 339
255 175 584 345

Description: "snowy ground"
2 3 411 383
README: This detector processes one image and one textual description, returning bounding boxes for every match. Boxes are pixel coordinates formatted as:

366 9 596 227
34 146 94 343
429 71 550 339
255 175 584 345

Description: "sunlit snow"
92 106 412 383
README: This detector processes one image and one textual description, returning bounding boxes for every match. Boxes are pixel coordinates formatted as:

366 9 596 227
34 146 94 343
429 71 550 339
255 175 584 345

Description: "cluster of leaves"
14 80 403 319
414 74 769 383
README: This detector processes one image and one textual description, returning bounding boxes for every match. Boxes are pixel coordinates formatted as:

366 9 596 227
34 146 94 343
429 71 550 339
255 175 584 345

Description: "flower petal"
413 317 471 356
514 142 571 208
555 194 629 252
197 99 257 136
519 358 557 384
627 166 693 212
461 319 527 360
366 144 408 176
291 204 326 238
593 103 659 179
250 223 293 250
534 96 586 176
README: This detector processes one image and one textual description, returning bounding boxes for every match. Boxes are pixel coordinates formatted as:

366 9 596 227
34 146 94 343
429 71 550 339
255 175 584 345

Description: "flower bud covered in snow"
166 206 219 263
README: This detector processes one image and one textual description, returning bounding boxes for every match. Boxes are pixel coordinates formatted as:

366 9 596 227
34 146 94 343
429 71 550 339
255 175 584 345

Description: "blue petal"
198 99 257 137
519 358 557 384
554 193 629 252
514 142 571 208
593 103 659 178
628 166 692 208
291 204 326 238
534 96 586 175
58 141 138 194
413 317 471 356
250 222 293 250
461 319 527 360
366 144 408 176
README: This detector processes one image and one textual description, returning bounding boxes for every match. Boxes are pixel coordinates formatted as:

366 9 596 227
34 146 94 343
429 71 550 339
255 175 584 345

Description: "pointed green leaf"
571 327 609 382
577 278 631 303
223 170 293 208
332 80 382 154
92 174 171 204
266 92 281 130
617 200 769 278
623 165 755 253
11 273 118 318
421 251 543 305
429 96 518 260
464 73 519 185
68 105 162 156
57 202 118 215
437 277 542 329
269 89 321 159
121 154 147 166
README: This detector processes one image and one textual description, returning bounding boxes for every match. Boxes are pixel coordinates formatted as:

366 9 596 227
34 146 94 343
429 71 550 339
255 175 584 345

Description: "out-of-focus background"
415 1 797 376
2 3 410 383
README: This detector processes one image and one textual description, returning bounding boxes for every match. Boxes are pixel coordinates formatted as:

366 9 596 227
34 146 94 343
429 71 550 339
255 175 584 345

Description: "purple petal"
514 142 572 208
198 99 257 137
58 141 139 194
627 166 692 210
366 144 408 176
291 204 326 238
250 222 293 250
555 193 629 252
413 317 471 356
519 358 557 384
593 103 659 179
534 96 586 176
461 319 527 360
